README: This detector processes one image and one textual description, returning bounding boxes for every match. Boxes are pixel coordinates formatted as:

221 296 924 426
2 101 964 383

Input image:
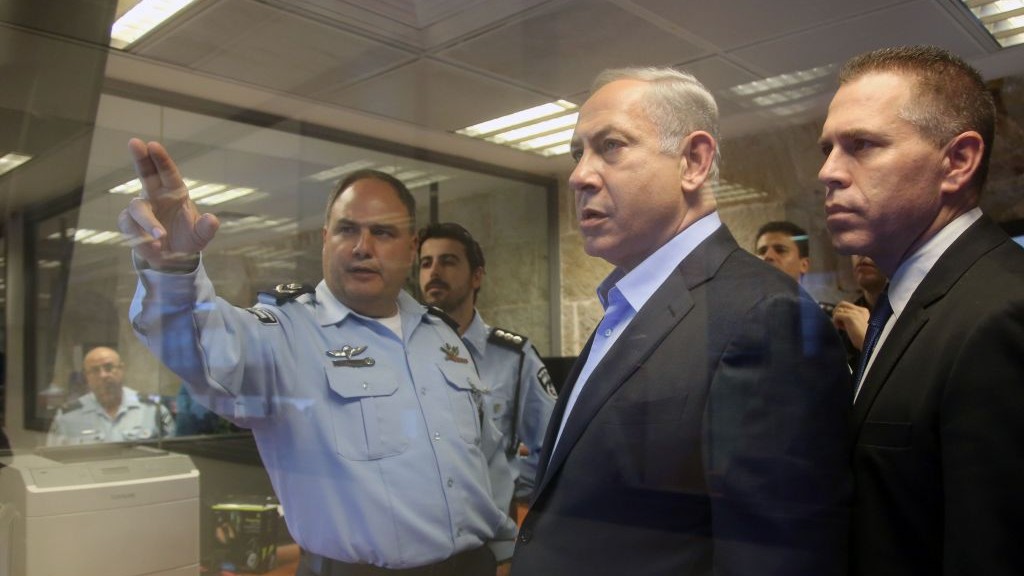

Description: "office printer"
0 444 199 576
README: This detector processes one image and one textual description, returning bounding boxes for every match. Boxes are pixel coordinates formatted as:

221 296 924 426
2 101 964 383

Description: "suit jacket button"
518 528 532 544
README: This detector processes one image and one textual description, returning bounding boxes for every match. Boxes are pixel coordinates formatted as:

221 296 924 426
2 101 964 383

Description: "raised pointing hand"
117 138 220 270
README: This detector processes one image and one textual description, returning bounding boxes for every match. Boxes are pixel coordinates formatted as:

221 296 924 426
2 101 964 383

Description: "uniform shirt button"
518 528 532 544
447 478 454 487
433 432 441 441
362 383 368 390
420 387 427 396
603 328 613 337
456 528 463 537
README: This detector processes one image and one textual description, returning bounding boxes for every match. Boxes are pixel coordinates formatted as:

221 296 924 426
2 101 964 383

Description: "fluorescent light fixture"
751 84 826 107
306 160 376 182
81 230 123 245
730 65 835 97
0 152 32 176
458 101 577 137
516 128 575 151
110 0 199 49
108 177 197 194
189 183 228 200
196 187 257 206
707 179 769 205
959 0 1024 47
109 180 144 195
539 143 571 157
491 113 579 144
455 100 578 157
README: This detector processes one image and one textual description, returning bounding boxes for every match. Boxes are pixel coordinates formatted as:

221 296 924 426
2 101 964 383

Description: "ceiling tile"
318 58 553 131
728 0 987 75
139 0 414 95
632 0 913 51
438 0 709 96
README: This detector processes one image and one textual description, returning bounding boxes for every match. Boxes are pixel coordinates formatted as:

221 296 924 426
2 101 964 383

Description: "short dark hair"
325 169 416 231
756 221 809 258
417 222 486 272
838 45 995 194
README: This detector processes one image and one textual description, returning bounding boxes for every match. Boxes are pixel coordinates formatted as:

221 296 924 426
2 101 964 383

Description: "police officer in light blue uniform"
120 140 515 576
418 223 556 505
47 346 174 446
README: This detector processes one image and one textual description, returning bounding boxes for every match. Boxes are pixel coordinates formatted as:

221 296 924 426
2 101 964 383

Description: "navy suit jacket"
850 215 1024 576
511 225 852 576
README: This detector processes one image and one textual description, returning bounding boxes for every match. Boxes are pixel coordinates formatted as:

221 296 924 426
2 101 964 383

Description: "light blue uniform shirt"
46 386 175 446
461 312 556 501
129 263 517 567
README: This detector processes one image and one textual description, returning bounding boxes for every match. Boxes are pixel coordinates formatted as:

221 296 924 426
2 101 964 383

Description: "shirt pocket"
438 362 485 445
325 366 409 461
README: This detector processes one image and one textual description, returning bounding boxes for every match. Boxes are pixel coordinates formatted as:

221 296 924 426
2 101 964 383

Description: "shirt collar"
887 207 982 318
313 282 432 334
597 212 722 312
462 310 489 358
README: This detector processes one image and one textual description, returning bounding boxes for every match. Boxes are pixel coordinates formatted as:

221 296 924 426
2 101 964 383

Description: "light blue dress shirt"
46 386 175 445
461 312 555 501
555 212 722 447
129 263 517 567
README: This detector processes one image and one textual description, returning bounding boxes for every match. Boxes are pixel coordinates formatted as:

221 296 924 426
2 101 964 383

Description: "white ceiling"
101 0 1024 178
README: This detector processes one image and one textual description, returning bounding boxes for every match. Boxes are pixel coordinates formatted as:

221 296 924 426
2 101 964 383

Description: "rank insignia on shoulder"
441 342 470 364
258 282 315 305
489 327 527 350
245 307 279 325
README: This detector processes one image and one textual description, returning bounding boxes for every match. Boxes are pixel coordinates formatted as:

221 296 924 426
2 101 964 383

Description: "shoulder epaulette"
426 306 461 333
57 398 84 413
489 327 528 351
258 282 315 305
136 394 158 406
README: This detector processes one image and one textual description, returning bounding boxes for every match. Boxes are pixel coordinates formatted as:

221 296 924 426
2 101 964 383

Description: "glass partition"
23 92 555 437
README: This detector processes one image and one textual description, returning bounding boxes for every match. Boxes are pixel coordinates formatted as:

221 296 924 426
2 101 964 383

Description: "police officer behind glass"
46 346 174 445
417 222 556 508
118 140 515 576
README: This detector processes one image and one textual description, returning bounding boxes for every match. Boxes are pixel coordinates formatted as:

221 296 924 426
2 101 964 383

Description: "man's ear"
679 131 716 193
471 266 484 292
800 257 810 275
941 131 984 195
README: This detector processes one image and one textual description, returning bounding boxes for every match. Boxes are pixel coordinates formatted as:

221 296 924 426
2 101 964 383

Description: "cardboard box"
209 496 280 573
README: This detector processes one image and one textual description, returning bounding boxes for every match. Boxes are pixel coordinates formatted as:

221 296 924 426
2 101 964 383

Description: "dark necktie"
853 289 893 399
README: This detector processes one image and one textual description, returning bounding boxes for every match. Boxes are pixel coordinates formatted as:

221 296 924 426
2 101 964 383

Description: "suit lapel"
534 226 739 498
851 215 1010 434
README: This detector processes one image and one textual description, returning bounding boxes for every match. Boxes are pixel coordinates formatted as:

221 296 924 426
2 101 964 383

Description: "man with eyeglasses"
46 346 174 445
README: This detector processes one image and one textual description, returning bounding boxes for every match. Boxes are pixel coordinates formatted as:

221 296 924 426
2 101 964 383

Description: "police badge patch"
538 366 557 398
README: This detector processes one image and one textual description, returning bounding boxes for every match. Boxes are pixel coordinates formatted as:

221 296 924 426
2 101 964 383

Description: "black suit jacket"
511 226 851 576
850 215 1024 576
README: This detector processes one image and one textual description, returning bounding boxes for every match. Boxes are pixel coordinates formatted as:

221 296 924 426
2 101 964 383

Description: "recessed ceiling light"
455 100 578 157
958 0 1024 47
110 0 200 49
0 152 33 176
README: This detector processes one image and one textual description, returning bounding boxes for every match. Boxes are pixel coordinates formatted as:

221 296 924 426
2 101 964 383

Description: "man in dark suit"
818 45 1024 576
510 67 851 576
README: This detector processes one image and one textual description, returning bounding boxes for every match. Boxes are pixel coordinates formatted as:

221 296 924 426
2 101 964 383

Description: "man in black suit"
510 67 851 576
818 45 1024 576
